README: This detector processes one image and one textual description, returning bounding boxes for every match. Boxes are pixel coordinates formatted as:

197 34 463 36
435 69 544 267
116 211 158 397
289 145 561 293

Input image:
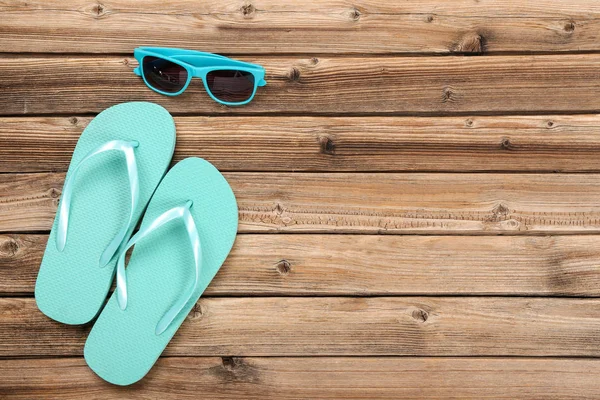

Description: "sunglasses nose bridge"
189 67 204 78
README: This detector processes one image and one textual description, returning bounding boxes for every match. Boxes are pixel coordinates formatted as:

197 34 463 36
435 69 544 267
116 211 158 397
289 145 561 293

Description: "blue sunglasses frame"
133 47 267 106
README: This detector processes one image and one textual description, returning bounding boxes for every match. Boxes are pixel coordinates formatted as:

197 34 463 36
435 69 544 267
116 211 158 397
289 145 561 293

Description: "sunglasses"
133 47 267 106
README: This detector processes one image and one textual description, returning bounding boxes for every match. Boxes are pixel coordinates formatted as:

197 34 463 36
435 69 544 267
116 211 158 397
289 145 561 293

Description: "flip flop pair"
35 102 238 385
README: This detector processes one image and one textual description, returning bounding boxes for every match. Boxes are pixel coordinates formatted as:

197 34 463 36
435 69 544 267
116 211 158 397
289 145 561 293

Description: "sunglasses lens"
142 56 188 93
206 70 255 103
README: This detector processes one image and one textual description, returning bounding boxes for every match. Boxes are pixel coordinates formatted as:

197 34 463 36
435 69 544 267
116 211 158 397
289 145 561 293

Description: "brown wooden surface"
2 357 599 400
5 115 600 173
2 0 600 398
3 233 600 296
3 55 600 115
2 297 600 357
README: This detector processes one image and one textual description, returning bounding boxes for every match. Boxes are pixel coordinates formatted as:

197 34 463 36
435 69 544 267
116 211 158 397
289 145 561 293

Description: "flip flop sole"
35 102 176 325
84 157 238 385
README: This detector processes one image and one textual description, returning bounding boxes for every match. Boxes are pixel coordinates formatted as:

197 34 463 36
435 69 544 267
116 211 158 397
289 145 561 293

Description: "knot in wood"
441 87 455 103
411 309 428 323
187 303 204 320
492 203 510 219
222 356 238 369
288 67 301 82
241 3 255 17
275 260 291 275
319 136 336 155
0 238 19 257
453 32 485 54
500 137 512 150
564 21 575 33
91 3 107 17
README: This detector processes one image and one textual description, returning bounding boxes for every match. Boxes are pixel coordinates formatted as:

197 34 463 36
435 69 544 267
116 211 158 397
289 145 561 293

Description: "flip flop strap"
56 140 140 268
116 200 202 336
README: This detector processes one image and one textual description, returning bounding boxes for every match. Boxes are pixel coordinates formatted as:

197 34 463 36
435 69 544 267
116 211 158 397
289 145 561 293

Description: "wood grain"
2 297 600 357
1 357 599 399
3 55 600 115
4 0 600 397
4 172 600 234
3 233 600 296
5 115 600 173
1 0 599 54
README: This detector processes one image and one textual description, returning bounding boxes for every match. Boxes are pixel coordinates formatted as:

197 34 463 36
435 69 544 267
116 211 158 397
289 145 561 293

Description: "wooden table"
2 1 600 398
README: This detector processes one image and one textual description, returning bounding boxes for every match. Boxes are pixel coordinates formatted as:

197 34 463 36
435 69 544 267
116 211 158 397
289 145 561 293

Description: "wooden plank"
0 234 42 295
3 55 600 115
3 233 600 296
4 172 600 234
1 0 599 54
2 297 600 357
5 115 600 173
1 357 599 399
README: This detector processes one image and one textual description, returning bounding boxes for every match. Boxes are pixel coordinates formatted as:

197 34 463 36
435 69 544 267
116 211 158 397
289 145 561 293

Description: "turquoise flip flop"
35 102 176 325
84 157 238 386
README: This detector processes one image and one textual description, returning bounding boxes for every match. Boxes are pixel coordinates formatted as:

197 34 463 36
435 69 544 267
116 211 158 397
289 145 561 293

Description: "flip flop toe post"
84 157 238 385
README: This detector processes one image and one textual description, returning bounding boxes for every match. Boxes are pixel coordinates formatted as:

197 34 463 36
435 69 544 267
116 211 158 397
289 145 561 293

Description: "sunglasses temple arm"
133 67 142 76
